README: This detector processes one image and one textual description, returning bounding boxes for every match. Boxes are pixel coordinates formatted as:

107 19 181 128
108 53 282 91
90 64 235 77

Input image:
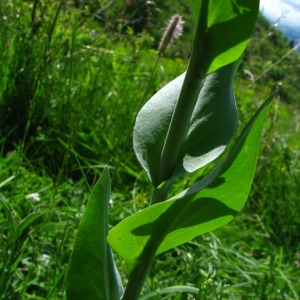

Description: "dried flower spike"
158 14 184 56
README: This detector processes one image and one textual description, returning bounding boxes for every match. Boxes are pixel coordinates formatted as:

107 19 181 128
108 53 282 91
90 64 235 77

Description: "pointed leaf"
188 0 259 74
134 60 239 186
108 96 273 274
66 168 123 300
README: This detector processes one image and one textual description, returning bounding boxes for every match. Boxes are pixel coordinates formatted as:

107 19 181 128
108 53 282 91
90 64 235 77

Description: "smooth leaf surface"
66 168 123 300
109 96 273 274
134 60 239 186
188 0 259 74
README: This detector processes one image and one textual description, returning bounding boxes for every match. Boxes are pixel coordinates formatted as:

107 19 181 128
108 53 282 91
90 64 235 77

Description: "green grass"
0 1 300 299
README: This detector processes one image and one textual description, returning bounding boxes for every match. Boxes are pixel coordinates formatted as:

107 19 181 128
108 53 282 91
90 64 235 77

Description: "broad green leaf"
134 60 239 187
108 96 273 274
66 168 123 300
188 0 259 74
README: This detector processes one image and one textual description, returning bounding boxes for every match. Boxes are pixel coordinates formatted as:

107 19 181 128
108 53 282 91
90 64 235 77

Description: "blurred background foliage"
0 0 299 299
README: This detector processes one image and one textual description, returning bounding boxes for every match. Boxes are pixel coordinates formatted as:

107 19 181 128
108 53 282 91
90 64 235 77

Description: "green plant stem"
120 206 171 300
157 0 209 184
139 55 160 110
121 258 154 300
150 178 174 205
122 4 210 296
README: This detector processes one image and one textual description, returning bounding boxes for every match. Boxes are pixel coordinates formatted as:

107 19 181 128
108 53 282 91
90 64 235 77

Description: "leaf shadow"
132 195 237 237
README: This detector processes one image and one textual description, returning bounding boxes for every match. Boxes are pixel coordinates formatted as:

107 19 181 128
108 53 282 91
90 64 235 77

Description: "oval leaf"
134 60 239 186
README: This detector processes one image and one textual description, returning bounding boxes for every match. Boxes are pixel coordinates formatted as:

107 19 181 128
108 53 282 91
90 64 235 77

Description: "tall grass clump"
248 101 300 248
0 0 186 188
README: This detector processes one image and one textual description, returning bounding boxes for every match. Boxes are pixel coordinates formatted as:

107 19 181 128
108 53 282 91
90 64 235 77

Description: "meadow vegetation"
0 1 299 299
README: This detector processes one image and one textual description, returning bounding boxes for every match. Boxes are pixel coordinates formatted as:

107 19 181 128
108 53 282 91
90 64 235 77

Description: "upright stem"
121 206 170 300
121 258 154 300
150 178 174 205
139 56 160 110
157 0 209 184
122 2 211 299
157 70 204 184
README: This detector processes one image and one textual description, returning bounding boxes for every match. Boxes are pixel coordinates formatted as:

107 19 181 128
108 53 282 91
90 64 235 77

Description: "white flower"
25 193 40 202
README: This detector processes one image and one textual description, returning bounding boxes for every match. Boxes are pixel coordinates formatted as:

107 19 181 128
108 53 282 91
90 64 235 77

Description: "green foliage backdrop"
0 0 299 299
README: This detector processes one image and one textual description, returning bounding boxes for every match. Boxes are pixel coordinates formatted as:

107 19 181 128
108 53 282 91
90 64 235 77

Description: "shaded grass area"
0 1 299 299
